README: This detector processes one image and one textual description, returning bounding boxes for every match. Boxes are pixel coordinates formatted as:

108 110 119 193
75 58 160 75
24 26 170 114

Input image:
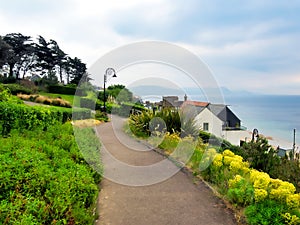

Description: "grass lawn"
39 92 80 105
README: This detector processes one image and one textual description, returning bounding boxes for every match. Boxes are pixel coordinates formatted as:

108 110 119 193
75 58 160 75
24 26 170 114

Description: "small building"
277 147 292 158
30 74 41 82
155 95 251 145
182 100 250 145
156 96 183 109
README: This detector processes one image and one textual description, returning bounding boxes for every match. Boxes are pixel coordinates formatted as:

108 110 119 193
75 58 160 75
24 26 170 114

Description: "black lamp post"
103 68 117 113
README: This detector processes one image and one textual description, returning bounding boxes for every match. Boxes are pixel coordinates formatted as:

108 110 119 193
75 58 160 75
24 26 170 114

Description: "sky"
1 0 300 95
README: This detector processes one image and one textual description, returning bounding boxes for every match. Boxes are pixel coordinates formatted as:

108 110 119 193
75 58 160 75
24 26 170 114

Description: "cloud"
0 0 300 94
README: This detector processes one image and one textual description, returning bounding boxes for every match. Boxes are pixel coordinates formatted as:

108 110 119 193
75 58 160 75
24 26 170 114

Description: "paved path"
95 115 237 225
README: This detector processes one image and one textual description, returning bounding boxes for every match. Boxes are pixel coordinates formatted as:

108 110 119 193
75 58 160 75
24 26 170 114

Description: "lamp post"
103 68 117 113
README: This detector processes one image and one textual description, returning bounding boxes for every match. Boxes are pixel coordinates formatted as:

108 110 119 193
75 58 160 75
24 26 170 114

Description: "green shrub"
245 200 286 225
227 177 254 207
3 83 33 95
0 102 91 136
94 111 108 122
0 123 102 224
48 85 77 95
129 110 154 137
80 97 96 109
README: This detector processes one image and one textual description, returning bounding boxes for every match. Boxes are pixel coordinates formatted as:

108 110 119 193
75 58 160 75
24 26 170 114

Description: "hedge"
48 85 86 96
0 102 91 136
80 97 96 109
3 84 33 95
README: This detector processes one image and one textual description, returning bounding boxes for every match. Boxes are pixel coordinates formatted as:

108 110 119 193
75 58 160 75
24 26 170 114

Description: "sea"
223 95 300 148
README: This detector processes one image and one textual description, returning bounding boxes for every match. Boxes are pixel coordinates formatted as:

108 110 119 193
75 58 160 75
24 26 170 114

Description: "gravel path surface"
95 115 237 225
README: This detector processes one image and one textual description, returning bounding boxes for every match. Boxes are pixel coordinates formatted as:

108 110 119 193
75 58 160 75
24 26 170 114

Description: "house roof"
181 101 209 107
181 101 241 123
208 104 241 123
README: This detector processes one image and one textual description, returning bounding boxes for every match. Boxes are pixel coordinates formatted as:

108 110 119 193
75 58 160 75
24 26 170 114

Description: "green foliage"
48 85 77 95
227 177 254 206
199 130 232 150
114 102 145 117
0 123 102 224
239 138 278 171
129 108 197 138
94 110 109 122
0 84 12 102
3 83 33 95
245 200 286 225
233 138 300 192
129 110 154 137
0 102 91 136
80 97 96 109
99 84 133 103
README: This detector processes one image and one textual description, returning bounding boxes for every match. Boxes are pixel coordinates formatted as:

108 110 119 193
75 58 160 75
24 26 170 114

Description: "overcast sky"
1 0 300 95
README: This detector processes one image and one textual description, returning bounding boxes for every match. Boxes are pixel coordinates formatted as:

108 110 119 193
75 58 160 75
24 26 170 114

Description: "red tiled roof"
181 101 209 107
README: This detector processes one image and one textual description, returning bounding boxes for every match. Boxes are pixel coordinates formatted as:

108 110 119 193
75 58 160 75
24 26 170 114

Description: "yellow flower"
253 172 270 189
228 175 243 188
283 212 300 225
254 188 268 202
223 149 235 157
212 153 223 168
269 181 296 201
286 194 300 209
269 178 283 189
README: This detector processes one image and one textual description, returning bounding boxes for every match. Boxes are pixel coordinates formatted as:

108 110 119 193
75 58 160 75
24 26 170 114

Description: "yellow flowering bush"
250 170 270 189
269 178 284 189
286 194 300 209
283 213 300 225
204 148 300 223
223 149 235 157
229 160 250 174
254 188 268 202
228 175 244 188
269 181 296 201
212 153 223 168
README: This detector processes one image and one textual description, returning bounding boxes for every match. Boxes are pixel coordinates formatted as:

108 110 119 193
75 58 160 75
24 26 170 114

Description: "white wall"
194 108 253 146
194 108 223 137
222 130 252 146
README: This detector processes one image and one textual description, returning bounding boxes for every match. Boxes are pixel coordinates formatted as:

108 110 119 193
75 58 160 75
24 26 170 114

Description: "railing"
222 126 247 131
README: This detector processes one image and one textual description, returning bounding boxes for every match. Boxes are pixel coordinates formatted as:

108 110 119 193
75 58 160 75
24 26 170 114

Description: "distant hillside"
129 85 255 102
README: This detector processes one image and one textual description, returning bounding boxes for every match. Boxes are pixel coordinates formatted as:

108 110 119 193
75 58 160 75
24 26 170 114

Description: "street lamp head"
105 68 117 77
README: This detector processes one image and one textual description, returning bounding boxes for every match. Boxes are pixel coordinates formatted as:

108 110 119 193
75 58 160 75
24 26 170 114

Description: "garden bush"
80 97 96 109
0 102 91 136
154 132 300 224
3 83 33 95
0 123 102 224
48 85 83 95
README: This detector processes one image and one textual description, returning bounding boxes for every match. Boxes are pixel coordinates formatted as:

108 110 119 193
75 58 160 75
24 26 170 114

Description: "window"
203 123 209 131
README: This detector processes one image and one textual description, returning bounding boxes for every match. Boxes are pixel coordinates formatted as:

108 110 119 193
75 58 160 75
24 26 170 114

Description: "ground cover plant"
0 123 102 224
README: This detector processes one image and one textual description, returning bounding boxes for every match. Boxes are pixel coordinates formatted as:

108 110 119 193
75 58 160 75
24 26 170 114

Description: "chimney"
184 94 187 101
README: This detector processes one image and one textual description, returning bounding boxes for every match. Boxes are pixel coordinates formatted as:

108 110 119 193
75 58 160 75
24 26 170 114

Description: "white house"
183 101 251 146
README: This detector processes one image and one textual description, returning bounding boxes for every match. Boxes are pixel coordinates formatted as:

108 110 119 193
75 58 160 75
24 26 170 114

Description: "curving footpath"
95 115 237 225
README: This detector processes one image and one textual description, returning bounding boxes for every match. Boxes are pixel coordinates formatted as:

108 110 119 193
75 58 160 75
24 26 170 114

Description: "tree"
107 84 133 103
69 57 87 85
51 40 67 83
3 33 32 79
0 36 11 67
34 36 57 77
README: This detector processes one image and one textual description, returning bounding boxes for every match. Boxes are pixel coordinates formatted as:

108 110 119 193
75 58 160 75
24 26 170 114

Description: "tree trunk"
9 63 14 77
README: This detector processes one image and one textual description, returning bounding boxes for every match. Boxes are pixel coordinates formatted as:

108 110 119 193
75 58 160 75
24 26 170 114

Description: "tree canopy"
0 33 87 85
